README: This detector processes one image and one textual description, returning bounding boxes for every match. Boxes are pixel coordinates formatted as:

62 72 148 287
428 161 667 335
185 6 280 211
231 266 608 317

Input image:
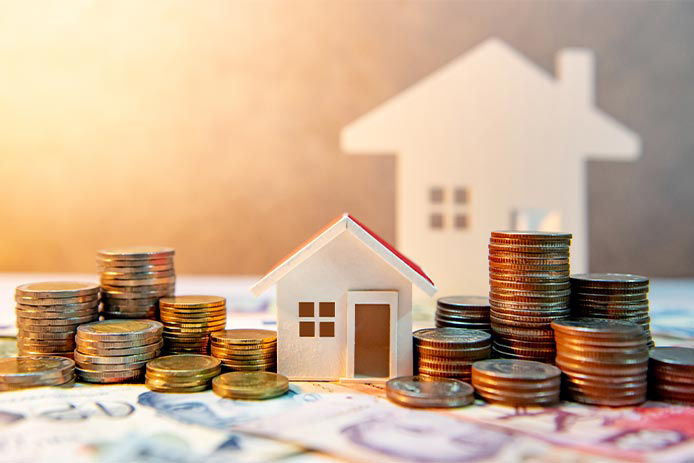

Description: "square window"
430 187 444 203
319 302 335 317
319 322 335 337
299 321 315 337
454 187 469 204
454 214 469 229
299 302 314 317
430 213 444 229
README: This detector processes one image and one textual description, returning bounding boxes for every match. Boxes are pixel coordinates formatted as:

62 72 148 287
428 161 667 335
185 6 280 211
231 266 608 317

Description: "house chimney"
557 49 595 105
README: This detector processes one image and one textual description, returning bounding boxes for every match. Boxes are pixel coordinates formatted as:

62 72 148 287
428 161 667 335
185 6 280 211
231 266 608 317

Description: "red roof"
346 214 435 287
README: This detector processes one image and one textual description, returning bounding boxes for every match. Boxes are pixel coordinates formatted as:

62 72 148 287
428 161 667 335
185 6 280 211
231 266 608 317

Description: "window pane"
320 322 335 337
299 321 315 337
454 187 469 204
430 187 444 203
319 302 335 317
430 213 444 229
299 302 314 317
454 214 468 229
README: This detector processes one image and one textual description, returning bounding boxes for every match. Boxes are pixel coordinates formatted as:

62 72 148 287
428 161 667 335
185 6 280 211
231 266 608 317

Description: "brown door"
354 304 390 377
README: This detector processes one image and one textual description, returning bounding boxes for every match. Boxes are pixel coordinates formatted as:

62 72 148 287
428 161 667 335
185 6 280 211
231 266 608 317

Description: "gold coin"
77 340 164 357
212 371 288 399
161 317 227 326
75 335 161 349
163 325 226 334
15 295 100 306
16 322 79 333
74 348 160 364
97 246 175 259
0 356 74 382
210 329 277 345
159 295 226 308
159 311 227 320
16 314 98 325
146 354 221 377
77 320 163 341
144 381 209 393
15 282 100 298
75 359 149 371
76 367 143 383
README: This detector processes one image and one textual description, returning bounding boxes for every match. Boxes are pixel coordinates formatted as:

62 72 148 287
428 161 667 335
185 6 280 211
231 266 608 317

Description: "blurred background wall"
0 0 692 277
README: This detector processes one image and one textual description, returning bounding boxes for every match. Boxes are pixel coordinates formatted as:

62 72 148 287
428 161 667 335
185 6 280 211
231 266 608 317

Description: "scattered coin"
0 356 75 390
212 371 289 399
471 359 561 406
386 375 474 408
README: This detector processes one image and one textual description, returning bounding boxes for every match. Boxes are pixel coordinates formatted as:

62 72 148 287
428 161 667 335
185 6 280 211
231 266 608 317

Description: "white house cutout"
251 213 437 382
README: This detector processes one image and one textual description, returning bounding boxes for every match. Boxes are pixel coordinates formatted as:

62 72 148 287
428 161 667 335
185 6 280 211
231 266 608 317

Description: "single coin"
146 354 221 377
551 318 644 337
77 340 164 357
570 273 648 287
98 246 175 259
491 230 572 240
15 295 99 306
649 347 694 368
210 329 277 345
0 356 74 381
437 296 489 310
144 381 210 393
386 376 474 408
212 371 288 399
77 320 163 341
76 367 143 383
472 359 561 381
16 313 99 326
74 349 160 365
413 328 491 348
15 282 100 299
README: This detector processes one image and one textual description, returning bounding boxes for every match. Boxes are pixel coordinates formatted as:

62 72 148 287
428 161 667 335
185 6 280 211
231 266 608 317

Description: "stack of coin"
159 296 227 354
0 356 75 390
552 318 648 406
97 246 176 319
413 328 491 383
386 376 474 408
435 296 491 333
648 347 694 405
15 282 100 358
471 359 561 406
570 273 653 348
488 231 572 363
74 319 163 383
210 329 277 371
145 354 221 392
212 371 289 399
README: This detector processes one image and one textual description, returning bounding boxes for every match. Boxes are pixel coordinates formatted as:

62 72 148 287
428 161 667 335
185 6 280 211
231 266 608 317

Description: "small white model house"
341 38 642 297
251 213 437 382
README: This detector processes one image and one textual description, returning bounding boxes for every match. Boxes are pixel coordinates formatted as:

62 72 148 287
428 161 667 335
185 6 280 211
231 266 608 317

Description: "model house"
251 213 437 382
340 38 642 297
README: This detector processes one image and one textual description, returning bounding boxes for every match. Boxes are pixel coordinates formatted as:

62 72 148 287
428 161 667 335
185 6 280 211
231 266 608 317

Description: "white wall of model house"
341 38 641 298
275 231 414 381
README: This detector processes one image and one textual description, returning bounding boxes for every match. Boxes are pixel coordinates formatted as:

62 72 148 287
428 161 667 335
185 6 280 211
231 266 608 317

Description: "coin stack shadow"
435 296 491 333
145 354 221 392
471 359 561 406
488 231 572 363
97 247 176 319
648 347 694 406
159 296 227 354
15 282 100 358
552 318 649 406
0 357 76 390
74 320 163 383
570 273 654 349
414 328 492 383
210 329 278 372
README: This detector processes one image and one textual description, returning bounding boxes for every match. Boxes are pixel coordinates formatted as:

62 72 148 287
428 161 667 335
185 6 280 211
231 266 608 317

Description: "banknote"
0 384 303 463
454 401 694 462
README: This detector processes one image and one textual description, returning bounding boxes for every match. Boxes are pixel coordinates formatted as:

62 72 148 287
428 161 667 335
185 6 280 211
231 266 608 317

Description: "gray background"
0 0 691 277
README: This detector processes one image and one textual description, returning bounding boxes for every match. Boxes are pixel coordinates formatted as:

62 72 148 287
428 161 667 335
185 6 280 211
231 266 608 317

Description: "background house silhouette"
341 38 641 297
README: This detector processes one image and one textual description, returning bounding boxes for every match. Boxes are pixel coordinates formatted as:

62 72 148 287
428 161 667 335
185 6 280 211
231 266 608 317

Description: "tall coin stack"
159 296 227 354
75 320 163 383
471 359 561 406
210 329 277 371
552 318 649 406
435 296 491 333
97 246 176 319
488 231 572 363
15 282 100 358
648 347 694 405
414 328 492 383
570 273 653 348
